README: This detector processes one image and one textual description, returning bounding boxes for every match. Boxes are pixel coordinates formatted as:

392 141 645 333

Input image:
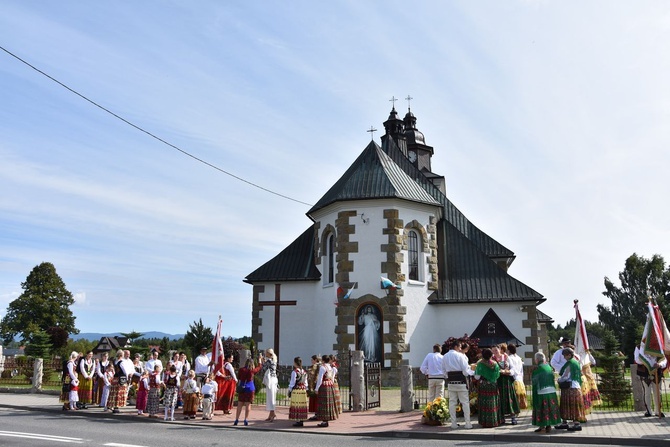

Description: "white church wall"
404 302 532 367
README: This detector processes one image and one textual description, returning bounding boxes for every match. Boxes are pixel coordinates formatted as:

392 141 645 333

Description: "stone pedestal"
32 358 43 393
400 364 414 413
350 351 365 412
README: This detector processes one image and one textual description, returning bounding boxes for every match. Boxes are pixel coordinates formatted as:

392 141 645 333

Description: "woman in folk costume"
329 354 342 414
135 370 149 415
215 353 237 415
182 369 200 419
556 348 586 431
77 351 95 408
307 355 321 420
507 344 527 410
107 350 128 413
288 356 309 426
234 357 262 426
94 352 110 406
60 351 79 411
146 364 163 418
315 354 339 427
261 348 279 422
492 344 520 425
580 351 602 414
474 348 504 428
531 352 560 433
163 364 181 421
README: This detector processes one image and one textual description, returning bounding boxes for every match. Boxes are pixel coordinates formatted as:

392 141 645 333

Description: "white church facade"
245 106 551 383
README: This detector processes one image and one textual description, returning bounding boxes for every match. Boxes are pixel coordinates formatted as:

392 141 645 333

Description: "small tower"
403 108 434 172
381 106 407 155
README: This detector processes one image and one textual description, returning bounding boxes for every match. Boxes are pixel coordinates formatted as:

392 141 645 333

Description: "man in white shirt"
420 344 445 401
550 338 572 372
194 347 212 386
442 340 474 429
145 350 163 374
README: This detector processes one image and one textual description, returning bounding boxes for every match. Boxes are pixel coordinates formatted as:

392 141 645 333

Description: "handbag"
237 380 255 394
558 380 571 389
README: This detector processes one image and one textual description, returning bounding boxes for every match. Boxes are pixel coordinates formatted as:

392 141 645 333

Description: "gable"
470 308 523 347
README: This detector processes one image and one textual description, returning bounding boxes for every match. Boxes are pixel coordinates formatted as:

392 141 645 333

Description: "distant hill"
72 332 185 341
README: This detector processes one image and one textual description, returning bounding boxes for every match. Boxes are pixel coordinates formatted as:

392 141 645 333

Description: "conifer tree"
597 329 631 407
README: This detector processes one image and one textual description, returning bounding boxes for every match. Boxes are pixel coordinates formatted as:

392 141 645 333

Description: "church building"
245 105 550 383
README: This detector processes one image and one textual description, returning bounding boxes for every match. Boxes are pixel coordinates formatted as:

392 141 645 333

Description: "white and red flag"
573 300 590 367
211 316 225 375
640 300 670 370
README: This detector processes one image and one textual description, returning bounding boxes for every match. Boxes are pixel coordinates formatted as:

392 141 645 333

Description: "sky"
1 1 670 339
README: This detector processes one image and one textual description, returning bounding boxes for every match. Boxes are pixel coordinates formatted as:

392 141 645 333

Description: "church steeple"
381 97 407 155
402 101 434 172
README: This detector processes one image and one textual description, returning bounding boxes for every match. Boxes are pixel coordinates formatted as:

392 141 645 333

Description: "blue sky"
1 1 670 338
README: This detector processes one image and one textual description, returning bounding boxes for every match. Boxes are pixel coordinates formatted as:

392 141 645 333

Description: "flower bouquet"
422 396 450 425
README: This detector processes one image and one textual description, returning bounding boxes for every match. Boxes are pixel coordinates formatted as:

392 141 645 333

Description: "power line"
0 45 313 207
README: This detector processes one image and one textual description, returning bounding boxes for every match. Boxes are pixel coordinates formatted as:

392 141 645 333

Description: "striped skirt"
497 375 520 416
560 387 586 422
78 375 94 404
146 388 161 415
316 379 339 421
289 384 309 421
477 379 503 428
532 392 561 427
107 381 127 409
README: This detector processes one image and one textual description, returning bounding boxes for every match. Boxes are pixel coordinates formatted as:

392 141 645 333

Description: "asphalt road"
0 408 612 447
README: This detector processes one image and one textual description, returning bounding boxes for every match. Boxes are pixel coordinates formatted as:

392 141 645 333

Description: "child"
182 370 200 420
100 364 113 410
69 378 80 410
200 374 215 420
146 364 163 418
288 357 308 426
163 365 180 421
135 370 149 415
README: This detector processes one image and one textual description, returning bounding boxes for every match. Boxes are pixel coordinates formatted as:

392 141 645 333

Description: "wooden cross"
258 284 296 357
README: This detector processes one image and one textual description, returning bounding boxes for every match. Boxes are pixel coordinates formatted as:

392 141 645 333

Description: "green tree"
597 329 632 407
598 253 670 346
0 262 78 344
121 331 144 345
46 326 70 356
24 329 52 358
183 319 213 361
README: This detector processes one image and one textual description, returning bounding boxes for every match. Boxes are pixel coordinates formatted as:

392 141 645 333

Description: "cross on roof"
406 95 413 110
367 126 377 140
389 96 397 109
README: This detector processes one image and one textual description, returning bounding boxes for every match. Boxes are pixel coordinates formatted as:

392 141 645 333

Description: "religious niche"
356 303 383 363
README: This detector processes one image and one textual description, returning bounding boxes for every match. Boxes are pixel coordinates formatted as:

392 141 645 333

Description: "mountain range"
72 332 185 341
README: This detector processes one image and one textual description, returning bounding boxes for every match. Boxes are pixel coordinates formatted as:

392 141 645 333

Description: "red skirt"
216 378 236 412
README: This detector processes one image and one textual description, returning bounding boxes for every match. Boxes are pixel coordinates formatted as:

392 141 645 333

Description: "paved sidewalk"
1 391 669 446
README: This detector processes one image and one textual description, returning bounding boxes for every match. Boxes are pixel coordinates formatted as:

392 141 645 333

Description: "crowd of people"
59 347 342 427
420 339 604 432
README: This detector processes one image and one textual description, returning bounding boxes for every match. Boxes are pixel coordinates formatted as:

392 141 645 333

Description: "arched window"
326 233 335 284
408 230 420 281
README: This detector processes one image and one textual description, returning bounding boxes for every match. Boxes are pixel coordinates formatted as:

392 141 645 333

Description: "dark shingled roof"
432 220 543 303
308 141 440 215
244 226 321 283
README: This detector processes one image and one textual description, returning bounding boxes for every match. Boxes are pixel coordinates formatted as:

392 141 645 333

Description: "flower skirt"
560 387 586 422
532 392 561 427
477 380 503 428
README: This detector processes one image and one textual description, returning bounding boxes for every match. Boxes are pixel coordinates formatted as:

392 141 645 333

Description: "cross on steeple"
389 96 398 109
367 126 377 140
405 95 413 110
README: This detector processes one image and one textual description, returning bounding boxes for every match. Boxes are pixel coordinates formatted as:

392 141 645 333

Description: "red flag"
211 316 224 375
573 300 590 366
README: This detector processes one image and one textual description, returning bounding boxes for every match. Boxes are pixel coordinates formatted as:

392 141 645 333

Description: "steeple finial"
367 126 377 140
405 94 413 111
389 96 398 110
